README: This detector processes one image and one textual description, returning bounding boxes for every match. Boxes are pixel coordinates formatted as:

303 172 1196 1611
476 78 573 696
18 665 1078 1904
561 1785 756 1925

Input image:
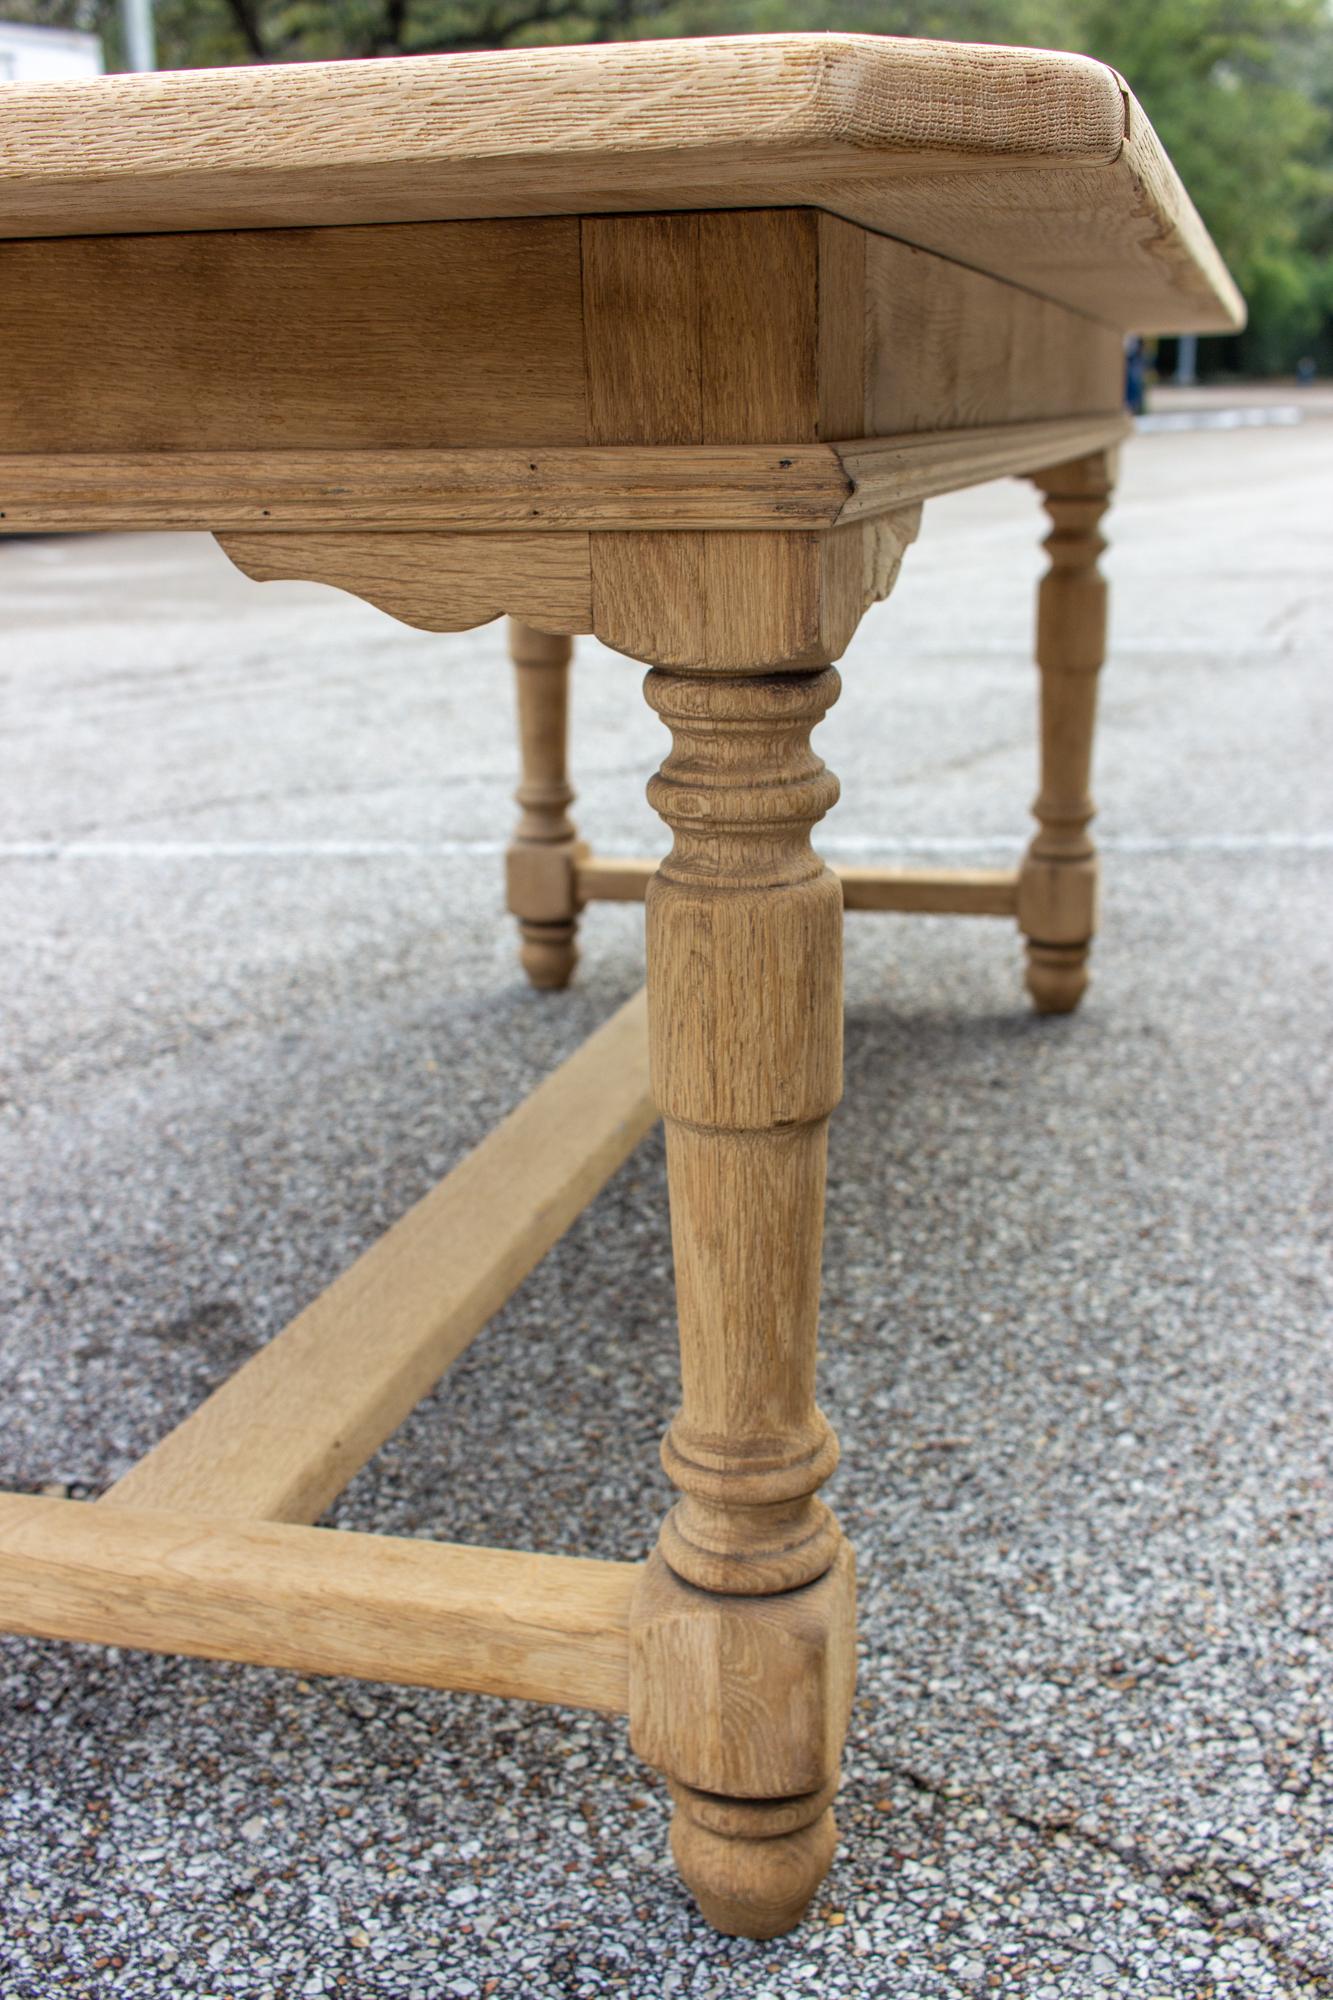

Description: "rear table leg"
1018 449 1116 1013
506 618 582 989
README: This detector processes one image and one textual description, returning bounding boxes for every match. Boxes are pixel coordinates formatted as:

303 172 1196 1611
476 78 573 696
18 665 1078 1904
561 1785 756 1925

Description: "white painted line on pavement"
0 834 1329 862
1136 406 1304 433
0 838 508 859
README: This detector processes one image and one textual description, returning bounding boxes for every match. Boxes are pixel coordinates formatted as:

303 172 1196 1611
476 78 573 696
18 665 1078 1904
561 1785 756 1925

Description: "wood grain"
582 214 701 446
0 198 1122 674
864 233 1125 434
0 420 1126 538
590 512 919 674
632 1544 856 1938
217 531 593 634
837 418 1126 514
0 220 587 454
103 990 654 1523
0 34 1242 331
582 210 886 672
0 1496 635 1713
582 210 824 449
816 215 868 441
644 670 844 1597
573 209 1121 672
0 442 853 533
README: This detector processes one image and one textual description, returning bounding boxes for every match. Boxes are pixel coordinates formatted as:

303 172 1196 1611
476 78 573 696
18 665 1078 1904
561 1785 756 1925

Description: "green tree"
1067 0 1333 371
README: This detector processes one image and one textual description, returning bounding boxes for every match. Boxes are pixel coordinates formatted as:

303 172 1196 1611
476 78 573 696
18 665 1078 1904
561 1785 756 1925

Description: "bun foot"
669 1780 838 1940
518 920 578 990
1025 941 1089 1015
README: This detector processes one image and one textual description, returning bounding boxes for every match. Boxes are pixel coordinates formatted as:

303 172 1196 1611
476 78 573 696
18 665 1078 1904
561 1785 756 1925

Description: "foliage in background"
9 0 1332 373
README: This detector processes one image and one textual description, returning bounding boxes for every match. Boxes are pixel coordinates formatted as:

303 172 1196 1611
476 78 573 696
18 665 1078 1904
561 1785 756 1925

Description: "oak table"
0 35 1241 1940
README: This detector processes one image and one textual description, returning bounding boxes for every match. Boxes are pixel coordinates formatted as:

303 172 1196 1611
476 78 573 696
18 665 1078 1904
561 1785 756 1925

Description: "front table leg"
1018 449 1116 1013
628 666 855 1940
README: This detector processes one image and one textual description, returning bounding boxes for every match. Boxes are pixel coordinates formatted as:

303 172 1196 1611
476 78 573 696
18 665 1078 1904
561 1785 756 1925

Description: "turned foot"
1025 939 1090 1014
669 1780 839 1939
515 920 578 990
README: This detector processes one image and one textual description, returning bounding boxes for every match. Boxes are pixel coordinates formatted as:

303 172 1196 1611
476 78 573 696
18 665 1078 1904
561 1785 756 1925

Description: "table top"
0 32 1241 334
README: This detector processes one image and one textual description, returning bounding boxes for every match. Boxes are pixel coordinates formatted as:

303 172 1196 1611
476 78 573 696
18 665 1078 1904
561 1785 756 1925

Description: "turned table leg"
629 666 855 1940
506 618 582 989
1018 449 1116 1014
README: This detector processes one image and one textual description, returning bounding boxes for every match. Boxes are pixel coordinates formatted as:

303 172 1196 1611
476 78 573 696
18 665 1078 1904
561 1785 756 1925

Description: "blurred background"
2 0 1332 384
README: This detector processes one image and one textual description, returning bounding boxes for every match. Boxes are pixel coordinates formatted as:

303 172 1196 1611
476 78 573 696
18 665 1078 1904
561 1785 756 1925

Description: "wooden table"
0 34 1241 1940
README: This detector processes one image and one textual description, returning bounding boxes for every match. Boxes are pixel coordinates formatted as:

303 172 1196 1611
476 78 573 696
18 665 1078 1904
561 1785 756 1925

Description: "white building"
0 19 103 81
